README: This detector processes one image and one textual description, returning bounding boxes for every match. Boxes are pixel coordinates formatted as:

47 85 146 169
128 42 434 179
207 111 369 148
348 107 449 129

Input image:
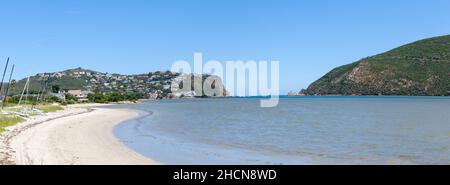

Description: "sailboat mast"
2 64 15 109
0 57 10 97
38 76 49 102
18 77 30 105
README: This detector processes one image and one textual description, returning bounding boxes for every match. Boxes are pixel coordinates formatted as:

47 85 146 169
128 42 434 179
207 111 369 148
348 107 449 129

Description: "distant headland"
295 35 450 96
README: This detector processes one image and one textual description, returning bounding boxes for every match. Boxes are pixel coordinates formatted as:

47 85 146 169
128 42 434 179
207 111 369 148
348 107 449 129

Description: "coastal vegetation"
0 103 64 134
35 105 64 113
87 92 140 103
306 35 450 96
0 115 25 133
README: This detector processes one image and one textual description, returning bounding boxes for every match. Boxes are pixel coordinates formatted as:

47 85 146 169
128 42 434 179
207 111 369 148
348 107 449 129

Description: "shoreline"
0 104 159 165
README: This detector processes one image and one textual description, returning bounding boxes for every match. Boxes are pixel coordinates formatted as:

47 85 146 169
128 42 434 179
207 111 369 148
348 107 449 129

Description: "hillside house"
66 89 91 101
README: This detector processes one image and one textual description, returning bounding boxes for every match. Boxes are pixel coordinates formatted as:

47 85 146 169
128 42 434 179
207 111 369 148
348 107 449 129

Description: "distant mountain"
306 35 450 96
13 68 227 99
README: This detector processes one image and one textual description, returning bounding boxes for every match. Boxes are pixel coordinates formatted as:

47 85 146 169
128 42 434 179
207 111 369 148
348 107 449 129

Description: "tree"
52 85 61 93
93 85 102 94
65 93 77 101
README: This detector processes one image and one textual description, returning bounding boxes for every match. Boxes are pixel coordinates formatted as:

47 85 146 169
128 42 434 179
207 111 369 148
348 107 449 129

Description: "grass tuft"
0 115 26 133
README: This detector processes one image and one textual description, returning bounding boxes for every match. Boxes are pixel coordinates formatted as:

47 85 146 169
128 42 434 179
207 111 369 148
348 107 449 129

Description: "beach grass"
36 105 64 113
0 115 26 133
0 105 63 133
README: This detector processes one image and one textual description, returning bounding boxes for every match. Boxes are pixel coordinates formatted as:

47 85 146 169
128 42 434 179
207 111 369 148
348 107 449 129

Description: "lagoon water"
113 97 450 164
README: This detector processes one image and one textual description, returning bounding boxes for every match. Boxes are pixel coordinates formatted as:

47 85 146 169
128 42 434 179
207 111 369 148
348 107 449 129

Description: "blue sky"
1 0 450 94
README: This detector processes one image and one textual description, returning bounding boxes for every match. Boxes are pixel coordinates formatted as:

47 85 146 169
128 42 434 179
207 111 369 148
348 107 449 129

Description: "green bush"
67 100 76 104
87 92 140 103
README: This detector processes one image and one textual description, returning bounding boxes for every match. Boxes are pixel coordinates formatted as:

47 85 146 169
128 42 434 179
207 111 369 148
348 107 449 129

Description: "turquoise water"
113 96 450 164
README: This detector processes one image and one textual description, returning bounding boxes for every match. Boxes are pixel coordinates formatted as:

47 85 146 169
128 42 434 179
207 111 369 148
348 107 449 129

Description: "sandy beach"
0 105 159 165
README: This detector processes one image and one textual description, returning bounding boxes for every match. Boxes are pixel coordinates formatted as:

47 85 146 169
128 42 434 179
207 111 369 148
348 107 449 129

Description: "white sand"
6 107 159 165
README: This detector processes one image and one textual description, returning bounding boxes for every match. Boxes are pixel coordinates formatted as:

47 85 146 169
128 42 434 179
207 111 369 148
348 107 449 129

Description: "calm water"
113 97 450 164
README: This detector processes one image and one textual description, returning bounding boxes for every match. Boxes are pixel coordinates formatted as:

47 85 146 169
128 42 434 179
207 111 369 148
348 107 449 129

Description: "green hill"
11 67 228 99
13 68 107 93
306 35 450 96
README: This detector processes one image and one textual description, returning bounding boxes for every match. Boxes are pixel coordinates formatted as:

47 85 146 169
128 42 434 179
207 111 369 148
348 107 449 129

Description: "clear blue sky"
1 0 450 94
